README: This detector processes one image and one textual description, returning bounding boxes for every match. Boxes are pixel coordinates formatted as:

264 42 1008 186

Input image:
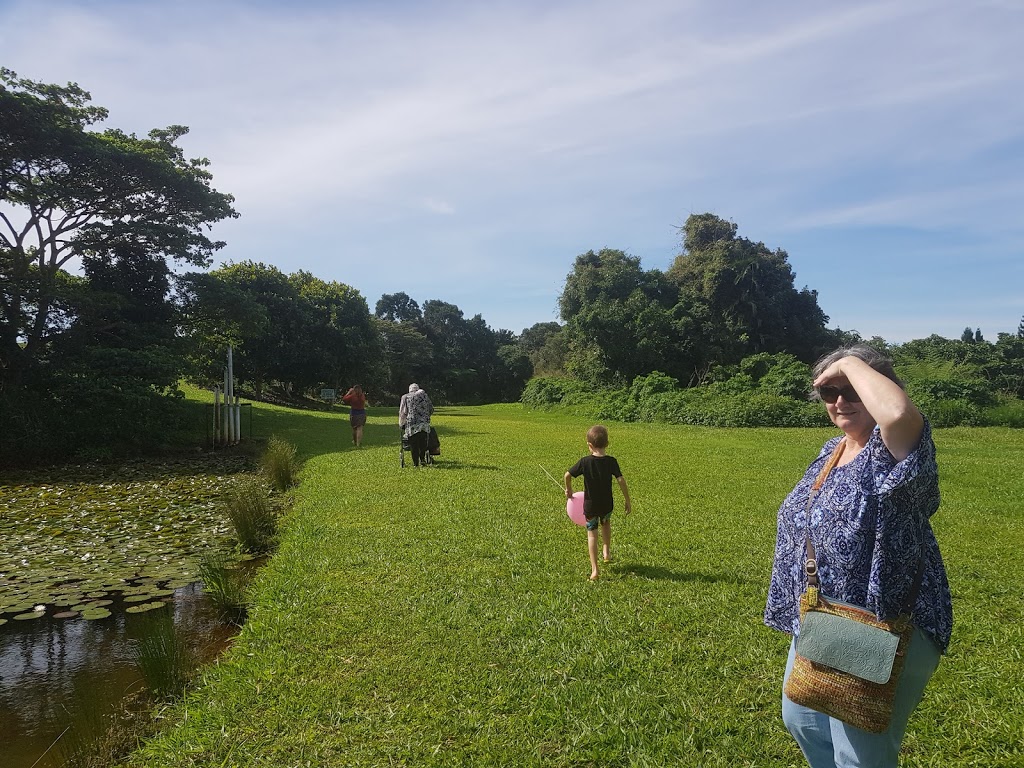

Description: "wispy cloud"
2 0 1022 339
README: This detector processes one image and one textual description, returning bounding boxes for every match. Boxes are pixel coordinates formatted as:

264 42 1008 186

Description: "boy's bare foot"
589 571 599 581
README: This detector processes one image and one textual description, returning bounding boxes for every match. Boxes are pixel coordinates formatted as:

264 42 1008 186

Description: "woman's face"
821 378 876 437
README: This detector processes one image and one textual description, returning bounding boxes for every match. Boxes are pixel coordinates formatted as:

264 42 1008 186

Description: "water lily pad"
3 602 37 615
81 608 112 620
125 602 167 614
13 610 46 620
53 611 80 619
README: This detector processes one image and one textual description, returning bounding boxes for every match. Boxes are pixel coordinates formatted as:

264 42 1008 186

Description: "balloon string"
540 465 565 491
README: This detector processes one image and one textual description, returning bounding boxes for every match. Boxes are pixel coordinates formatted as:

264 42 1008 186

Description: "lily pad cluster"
0 454 257 624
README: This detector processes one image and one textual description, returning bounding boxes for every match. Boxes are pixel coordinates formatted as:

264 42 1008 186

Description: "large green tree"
0 69 237 389
289 270 377 394
1 70 236 463
181 262 374 396
667 214 833 367
558 249 696 385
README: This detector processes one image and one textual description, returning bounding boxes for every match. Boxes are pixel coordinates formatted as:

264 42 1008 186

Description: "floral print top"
399 389 433 437
764 420 952 653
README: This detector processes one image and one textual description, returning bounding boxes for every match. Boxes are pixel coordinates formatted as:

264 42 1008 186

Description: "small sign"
320 388 337 401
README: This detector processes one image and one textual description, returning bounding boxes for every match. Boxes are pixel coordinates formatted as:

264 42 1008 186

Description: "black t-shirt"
567 454 622 516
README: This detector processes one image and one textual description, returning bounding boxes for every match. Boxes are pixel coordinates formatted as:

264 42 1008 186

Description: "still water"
0 583 236 768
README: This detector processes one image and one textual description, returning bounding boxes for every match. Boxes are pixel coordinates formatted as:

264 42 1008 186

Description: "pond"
0 583 240 767
0 454 263 768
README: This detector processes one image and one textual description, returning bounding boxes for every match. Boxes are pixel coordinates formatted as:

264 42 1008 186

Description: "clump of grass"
261 435 298 491
56 681 152 768
198 551 248 625
227 477 277 553
132 608 195 700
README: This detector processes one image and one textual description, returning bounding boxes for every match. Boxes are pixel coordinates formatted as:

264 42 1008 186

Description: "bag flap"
795 612 900 684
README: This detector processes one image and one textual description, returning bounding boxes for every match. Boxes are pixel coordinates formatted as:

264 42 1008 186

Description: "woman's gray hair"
811 343 904 397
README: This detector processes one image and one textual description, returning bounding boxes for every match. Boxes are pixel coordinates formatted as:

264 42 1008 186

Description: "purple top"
764 420 952 653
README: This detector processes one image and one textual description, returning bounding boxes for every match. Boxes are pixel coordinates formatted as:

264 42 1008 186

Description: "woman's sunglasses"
817 385 861 404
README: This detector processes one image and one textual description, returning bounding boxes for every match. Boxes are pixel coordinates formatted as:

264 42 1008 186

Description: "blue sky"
2 0 1022 342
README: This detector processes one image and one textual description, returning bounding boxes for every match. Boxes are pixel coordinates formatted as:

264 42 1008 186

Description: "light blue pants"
781 627 941 768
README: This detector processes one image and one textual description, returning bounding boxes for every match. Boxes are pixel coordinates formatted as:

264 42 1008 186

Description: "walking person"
564 424 632 581
765 344 952 768
399 383 433 467
341 385 368 447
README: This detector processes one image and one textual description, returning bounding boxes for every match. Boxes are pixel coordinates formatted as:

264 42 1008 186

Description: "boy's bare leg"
602 519 612 562
587 529 600 580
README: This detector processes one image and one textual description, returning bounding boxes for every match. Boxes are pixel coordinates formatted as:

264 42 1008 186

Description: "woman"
765 344 952 768
341 385 368 447
398 383 433 466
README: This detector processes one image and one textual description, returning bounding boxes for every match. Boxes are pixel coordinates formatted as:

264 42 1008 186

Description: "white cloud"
3 0 1023 339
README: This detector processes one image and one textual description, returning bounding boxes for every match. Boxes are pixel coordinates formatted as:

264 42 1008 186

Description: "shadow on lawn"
419 459 501 472
617 563 732 584
251 405 468 464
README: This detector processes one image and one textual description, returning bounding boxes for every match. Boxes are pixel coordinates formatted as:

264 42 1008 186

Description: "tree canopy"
556 215 837 386
0 68 237 390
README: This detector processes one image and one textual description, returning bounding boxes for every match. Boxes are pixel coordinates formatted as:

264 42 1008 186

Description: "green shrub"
226 478 277 553
522 369 1021 429
980 398 1024 428
521 377 587 408
261 436 298 491
198 552 248 625
917 398 983 427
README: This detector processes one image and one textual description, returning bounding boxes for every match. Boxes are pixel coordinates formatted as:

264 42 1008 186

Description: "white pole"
223 366 230 446
234 390 241 444
226 346 236 444
214 386 221 446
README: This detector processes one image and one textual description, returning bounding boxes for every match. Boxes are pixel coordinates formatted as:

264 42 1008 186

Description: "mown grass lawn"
126 402 1024 767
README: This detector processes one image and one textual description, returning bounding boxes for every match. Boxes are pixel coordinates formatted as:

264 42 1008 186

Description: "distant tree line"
2 71 1022 465
181 263 534 407
526 215 1024 429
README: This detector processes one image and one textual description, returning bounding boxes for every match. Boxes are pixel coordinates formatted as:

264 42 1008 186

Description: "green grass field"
126 402 1024 767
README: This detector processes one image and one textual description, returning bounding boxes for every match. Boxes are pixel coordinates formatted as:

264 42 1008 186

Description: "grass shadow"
616 563 732 584
420 460 502 472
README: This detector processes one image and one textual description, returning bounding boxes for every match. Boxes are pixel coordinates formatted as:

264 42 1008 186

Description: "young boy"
564 425 632 581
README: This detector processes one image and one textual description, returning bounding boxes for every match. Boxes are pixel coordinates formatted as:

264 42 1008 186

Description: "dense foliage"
557 216 839 387
1 69 237 463
523 333 1024 429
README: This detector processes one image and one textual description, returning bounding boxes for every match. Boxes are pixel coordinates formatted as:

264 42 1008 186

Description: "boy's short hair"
587 424 609 449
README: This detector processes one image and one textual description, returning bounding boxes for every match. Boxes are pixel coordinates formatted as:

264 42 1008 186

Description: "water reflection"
0 582 237 768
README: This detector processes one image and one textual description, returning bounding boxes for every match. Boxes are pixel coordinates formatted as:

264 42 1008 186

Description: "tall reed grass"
132 609 194 700
226 477 277 553
198 551 248 625
261 436 298 491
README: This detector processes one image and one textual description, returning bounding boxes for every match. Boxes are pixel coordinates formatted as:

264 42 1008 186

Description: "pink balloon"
566 492 587 526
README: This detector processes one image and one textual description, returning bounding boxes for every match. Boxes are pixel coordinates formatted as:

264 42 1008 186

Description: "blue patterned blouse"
764 420 952 653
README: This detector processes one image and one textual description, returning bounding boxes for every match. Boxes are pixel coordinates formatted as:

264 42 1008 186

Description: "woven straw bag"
785 586 914 732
